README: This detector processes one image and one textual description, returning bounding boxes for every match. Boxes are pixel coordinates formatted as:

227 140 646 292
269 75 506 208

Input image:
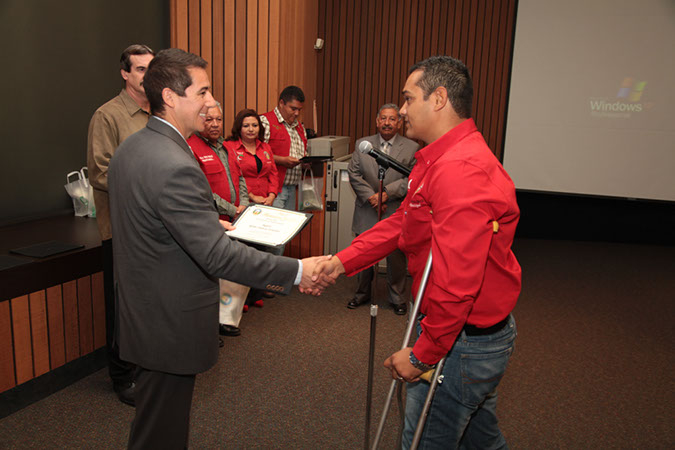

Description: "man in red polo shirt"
314 56 521 448
188 104 249 337
260 86 308 211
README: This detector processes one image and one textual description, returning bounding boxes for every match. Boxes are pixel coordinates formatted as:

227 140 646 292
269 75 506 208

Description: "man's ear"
433 86 449 111
162 88 175 109
121 70 130 82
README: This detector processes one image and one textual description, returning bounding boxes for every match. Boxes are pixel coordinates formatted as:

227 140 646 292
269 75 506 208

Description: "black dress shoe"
393 303 407 315
219 324 241 336
347 298 368 309
219 337 225 348
113 381 136 407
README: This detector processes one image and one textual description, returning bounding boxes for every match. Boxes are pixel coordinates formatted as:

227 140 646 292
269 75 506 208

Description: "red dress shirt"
336 119 521 364
225 139 279 198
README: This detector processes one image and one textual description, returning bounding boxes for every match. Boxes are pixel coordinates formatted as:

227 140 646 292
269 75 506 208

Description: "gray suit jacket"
109 117 298 375
349 133 419 234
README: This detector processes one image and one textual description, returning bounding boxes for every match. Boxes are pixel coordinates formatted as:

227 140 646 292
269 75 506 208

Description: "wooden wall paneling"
383 1 396 104
373 0 385 114
62 280 79 363
327 0 340 136
224 0 236 126
363 0 377 138
316 0 326 135
303 0 319 130
290 1 303 97
246 0 258 109
0 300 16 392
188 0 201 55
277 2 290 95
437 0 449 57
466 0 478 96
267 0 280 109
398 0 412 107
77 276 93 356
201 0 214 89
376 0 389 111
353 0 366 142
422 0 435 59
172 0 190 50
257 0 269 114
488 0 506 155
10 295 32 385
415 0 426 64
407 0 419 82
495 0 517 160
486 0 503 151
234 0 247 113
212 0 224 106
346 0 361 143
46 285 65 369
391 0 405 108
460 0 472 62
389 0 399 104
345 0 356 132
297 0 308 93
451 0 463 58
335 0 348 137
28 290 50 377
472 0 486 129
91 271 106 350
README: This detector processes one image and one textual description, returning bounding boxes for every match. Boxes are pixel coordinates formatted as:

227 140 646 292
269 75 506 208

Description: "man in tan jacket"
86 44 154 407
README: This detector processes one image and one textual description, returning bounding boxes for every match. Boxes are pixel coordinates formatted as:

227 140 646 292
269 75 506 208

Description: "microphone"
358 141 412 177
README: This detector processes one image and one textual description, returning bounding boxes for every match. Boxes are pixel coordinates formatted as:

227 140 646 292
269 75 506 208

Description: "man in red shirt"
188 104 249 337
314 56 521 448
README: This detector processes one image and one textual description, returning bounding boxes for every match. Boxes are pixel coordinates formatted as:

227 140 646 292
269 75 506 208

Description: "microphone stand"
364 164 387 449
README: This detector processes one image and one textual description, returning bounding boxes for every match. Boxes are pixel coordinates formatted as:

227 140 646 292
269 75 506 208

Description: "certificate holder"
225 205 312 248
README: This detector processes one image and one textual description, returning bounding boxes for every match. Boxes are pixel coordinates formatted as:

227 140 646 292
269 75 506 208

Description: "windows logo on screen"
617 78 647 102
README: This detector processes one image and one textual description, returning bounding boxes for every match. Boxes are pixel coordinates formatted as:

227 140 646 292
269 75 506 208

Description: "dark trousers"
353 247 407 305
102 238 135 385
128 366 196 449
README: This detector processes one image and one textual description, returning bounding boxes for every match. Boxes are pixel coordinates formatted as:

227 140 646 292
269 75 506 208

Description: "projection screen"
503 0 675 202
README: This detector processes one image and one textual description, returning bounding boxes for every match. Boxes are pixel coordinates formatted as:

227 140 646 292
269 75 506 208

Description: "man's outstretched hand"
299 255 334 295
311 256 346 288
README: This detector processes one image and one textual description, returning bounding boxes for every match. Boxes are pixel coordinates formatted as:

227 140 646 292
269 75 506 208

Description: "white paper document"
225 205 311 247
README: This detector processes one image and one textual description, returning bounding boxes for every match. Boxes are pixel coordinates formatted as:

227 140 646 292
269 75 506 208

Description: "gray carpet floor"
0 238 673 449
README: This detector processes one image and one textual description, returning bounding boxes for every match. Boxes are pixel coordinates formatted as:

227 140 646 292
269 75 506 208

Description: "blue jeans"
272 184 297 210
402 315 516 449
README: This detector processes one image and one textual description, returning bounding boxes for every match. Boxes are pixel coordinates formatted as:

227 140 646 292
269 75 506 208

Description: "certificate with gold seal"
226 205 312 247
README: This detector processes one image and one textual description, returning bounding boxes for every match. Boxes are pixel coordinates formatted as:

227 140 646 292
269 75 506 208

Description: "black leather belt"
463 316 509 336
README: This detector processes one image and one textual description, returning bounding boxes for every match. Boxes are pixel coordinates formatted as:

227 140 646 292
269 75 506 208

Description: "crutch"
372 249 446 450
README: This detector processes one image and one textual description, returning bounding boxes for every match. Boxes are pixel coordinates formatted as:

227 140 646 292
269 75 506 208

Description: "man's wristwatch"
409 351 436 372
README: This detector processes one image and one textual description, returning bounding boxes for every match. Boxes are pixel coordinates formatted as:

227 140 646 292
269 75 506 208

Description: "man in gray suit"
347 104 419 315
109 48 328 449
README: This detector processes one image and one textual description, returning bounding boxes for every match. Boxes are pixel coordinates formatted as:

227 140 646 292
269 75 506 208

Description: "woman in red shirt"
224 109 280 308
224 109 278 206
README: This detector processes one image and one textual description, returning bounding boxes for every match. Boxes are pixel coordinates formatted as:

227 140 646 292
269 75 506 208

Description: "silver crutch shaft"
410 355 447 450
372 250 433 450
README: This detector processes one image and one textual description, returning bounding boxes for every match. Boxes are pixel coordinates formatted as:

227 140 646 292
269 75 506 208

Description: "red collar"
415 118 477 166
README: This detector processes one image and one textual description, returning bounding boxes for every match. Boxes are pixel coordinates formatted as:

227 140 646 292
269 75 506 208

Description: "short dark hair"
120 44 155 72
226 109 265 142
409 56 473 119
143 48 208 116
279 85 305 104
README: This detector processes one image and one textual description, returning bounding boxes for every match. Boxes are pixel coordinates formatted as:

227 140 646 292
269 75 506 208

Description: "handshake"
298 255 347 296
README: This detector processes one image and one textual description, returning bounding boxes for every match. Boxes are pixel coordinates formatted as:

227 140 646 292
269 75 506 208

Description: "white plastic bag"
219 279 250 327
64 167 96 217
300 167 323 211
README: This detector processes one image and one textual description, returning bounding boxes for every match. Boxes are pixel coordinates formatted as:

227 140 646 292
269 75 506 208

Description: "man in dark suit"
109 48 328 449
347 104 419 315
